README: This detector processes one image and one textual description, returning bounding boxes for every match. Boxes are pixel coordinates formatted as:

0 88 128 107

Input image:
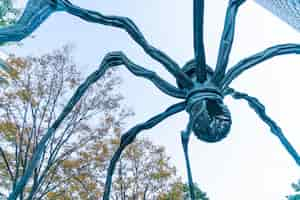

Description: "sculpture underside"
255 0 300 31
1 0 300 200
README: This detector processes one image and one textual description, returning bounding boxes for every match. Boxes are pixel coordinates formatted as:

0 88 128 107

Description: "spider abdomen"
189 99 232 143
186 86 232 143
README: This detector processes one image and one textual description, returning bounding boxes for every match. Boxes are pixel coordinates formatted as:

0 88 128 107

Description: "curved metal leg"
0 0 58 43
212 0 246 83
58 0 194 89
7 51 184 200
0 0 193 88
181 119 196 200
101 51 187 98
221 44 300 89
103 102 186 200
193 0 207 83
229 88 300 166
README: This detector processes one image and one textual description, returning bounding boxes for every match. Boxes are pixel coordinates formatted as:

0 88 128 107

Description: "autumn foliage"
0 45 205 199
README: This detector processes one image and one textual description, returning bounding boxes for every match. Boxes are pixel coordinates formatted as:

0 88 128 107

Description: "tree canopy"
287 180 300 200
0 44 209 199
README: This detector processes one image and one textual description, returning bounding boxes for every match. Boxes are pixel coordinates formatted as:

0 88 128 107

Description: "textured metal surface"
255 0 300 31
1 0 300 200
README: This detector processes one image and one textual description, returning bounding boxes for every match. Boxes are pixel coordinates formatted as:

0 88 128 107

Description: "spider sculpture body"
1 0 300 200
179 62 232 143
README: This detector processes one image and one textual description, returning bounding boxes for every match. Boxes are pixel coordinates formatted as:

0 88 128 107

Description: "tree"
0 44 189 200
45 134 181 200
0 0 21 87
112 138 178 200
159 182 209 200
182 183 209 200
0 44 126 199
287 180 300 200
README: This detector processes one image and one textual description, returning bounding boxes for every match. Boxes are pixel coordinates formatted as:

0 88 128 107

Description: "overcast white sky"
2 0 300 199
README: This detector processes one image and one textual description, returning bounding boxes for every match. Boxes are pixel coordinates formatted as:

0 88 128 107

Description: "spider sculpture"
1 0 300 199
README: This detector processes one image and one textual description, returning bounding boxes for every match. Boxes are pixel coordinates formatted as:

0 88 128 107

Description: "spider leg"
221 44 300 90
103 102 186 200
228 88 300 166
0 0 193 88
101 51 187 99
58 0 194 89
7 51 184 200
193 0 207 83
212 0 246 84
181 119 196 200
0 0 59 43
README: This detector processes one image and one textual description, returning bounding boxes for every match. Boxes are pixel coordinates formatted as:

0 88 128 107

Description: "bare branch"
0 146 14 181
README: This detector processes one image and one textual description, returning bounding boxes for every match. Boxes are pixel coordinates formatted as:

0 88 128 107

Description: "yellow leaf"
62 159 81 169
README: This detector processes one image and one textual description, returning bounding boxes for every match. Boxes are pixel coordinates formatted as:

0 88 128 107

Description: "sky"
1 0 300 199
